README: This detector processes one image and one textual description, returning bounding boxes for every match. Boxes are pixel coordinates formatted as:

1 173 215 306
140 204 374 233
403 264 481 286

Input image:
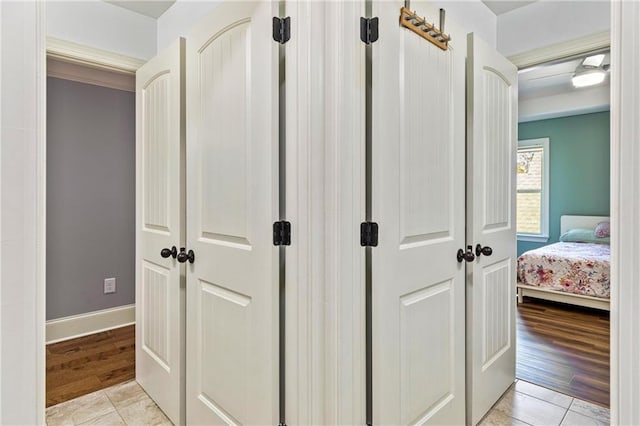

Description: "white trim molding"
508 31 610 70
46 305 135 344
610 2 640 424
1 3 4 422
516 138 550 243
36 2 47 424
284 3 327 423
47 57 135 92
517 234 549 243
322 2 366 424
47 36 145 74
0 0 3 418
284 3 365 423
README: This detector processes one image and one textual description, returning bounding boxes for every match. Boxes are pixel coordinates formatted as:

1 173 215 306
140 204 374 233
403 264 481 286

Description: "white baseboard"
46 304 135 344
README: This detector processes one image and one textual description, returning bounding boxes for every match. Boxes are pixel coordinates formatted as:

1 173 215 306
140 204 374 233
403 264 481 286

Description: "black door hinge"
273 221 292 246
273 16 291 44
360 222 379 247
360 17 379 44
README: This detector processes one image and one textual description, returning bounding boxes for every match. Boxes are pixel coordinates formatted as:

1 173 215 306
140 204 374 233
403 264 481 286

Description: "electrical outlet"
104 278 116 294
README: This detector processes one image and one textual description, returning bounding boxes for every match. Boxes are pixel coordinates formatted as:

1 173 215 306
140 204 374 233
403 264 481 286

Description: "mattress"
517 242 611 299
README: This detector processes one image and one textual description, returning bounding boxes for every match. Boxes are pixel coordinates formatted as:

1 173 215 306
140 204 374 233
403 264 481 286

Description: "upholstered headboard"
560 215 610 234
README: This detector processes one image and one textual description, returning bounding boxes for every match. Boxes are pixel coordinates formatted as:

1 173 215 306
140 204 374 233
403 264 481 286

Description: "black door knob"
177 247 195 264
457 245 476 263
160 246 177 259
475 244 493 257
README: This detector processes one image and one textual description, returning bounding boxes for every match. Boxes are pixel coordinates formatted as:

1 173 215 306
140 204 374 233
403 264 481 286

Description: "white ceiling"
482 0 537 16
104 1 176 19
107 0 532 20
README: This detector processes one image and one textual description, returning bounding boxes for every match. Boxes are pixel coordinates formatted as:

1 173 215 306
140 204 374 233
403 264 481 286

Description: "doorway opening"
45 56 137 407
514 48 611 410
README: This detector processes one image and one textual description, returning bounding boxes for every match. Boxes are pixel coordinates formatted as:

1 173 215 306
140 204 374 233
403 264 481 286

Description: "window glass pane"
517 146 544 234
517 191 542 234
517 148 543 191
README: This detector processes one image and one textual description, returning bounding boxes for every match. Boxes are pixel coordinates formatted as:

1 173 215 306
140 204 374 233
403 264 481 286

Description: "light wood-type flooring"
46 325 135 407
516 297 610 408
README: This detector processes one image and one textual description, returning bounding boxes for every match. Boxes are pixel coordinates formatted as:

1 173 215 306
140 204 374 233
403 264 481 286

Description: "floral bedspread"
517 242 610 299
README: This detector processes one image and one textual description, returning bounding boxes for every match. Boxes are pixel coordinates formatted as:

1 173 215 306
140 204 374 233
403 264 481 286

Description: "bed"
516 215 611 311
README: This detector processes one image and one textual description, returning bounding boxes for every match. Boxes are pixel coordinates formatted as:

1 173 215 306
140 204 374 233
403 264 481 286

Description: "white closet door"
371 1 467 424
466 33 518 426
185 1 279 425
135 38 185 425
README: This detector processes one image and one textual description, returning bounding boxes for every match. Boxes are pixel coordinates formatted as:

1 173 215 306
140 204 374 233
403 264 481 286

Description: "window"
517 138 549 242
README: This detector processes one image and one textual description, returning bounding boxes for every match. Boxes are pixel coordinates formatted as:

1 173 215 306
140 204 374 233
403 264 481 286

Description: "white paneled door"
135 38 186 426
466 33 518 426
185 1 279 425
371 1 467 424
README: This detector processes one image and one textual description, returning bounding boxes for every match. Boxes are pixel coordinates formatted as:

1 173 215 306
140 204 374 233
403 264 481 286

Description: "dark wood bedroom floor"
46 325 135 407
516 297 610 408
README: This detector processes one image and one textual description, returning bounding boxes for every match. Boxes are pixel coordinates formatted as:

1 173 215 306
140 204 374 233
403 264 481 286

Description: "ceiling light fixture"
572 54 608 88
572 68 606 88
582 54 605 67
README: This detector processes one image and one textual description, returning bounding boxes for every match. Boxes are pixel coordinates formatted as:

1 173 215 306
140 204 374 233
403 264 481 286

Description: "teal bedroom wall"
517 111 610 256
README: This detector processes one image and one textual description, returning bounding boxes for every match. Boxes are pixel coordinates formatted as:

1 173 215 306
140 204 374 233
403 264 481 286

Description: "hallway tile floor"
480 379 610 426
46 378 609 425
46 380 171 426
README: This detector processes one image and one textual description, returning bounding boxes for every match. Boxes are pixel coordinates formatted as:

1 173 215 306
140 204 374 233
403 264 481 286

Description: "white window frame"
517 137 550 242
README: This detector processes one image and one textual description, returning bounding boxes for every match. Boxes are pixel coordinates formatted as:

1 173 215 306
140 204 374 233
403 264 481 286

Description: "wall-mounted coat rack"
400 7 451 51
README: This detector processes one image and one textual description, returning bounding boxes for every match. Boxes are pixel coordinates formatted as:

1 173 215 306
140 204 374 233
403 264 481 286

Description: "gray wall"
47 77 135 320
